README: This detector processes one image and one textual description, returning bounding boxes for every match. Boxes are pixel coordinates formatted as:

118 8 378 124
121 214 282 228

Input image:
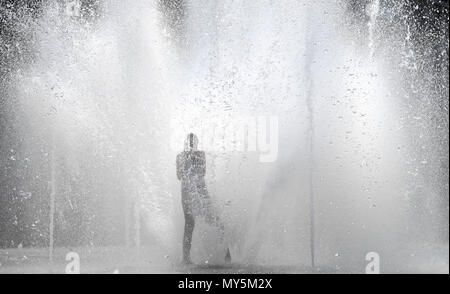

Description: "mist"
0 0 448 273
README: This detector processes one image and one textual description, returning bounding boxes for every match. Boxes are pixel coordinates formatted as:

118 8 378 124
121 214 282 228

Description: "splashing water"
4 0 448 273
367 0 380 58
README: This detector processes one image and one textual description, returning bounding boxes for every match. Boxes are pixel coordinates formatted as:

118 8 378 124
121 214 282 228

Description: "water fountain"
0 0 447 273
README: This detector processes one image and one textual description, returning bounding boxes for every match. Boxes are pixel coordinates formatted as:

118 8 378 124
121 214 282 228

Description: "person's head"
184 133 199 151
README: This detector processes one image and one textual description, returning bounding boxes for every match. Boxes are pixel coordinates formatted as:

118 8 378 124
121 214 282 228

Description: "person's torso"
179 151 205 181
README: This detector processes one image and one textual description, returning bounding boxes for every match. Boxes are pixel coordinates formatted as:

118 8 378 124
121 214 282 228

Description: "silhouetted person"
176 133 231 264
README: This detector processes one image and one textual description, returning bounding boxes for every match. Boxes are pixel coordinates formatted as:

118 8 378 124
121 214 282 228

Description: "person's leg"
201 197 231 263
183 209 195 264
202 197 223 236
